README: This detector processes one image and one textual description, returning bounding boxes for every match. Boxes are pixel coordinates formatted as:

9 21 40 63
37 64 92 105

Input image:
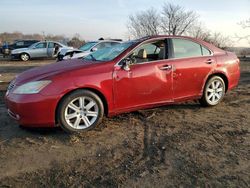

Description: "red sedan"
5 36 240 133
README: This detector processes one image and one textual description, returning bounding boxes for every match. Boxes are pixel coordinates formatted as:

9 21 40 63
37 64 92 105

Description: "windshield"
28 42 40 48
83 42 134 62
79 42 97 51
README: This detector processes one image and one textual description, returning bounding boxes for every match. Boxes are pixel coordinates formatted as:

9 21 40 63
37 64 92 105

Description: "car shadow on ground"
0 97 201 143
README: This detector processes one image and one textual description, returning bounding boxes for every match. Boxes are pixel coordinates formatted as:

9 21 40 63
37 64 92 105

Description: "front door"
113 39 173 111
32 42 47 58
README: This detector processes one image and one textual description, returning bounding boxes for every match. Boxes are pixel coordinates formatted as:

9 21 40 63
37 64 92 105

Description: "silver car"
11 41 73 61
58 40 122 61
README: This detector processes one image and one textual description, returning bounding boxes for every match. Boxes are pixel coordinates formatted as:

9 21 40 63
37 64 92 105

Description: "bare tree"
239 18 250 28
206 32 233 49
187 22 211 40
161 3 198 35
127 8 160 38
126 3 232 48
186 22 233 48
67 33 85 48
236 18 250 45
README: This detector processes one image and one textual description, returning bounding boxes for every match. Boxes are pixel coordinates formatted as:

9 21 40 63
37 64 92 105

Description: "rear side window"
16 41 24 46
172 39 202 58
202 46 211 56
48 42 55 48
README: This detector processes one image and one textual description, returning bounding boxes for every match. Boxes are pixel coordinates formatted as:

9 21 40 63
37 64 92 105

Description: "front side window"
202 46 211 56
127 40 166 64
35 42 46 49
172 39 211 58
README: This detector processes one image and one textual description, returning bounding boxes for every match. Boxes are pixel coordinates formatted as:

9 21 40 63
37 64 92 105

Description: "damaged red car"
5 36 240 133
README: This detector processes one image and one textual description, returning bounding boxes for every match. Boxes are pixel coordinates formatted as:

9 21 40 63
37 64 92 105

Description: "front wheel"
199 76 226 107
20 53 30 61
57 90 104 133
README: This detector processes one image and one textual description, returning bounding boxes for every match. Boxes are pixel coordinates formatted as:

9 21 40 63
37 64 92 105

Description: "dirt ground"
0 58 249 187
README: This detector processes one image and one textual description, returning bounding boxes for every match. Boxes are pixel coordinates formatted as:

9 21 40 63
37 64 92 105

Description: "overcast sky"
0 0 249 46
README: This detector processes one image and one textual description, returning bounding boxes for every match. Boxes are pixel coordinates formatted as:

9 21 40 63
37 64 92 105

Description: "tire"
57 90 104 133
199 76 226 107
20 53 30 61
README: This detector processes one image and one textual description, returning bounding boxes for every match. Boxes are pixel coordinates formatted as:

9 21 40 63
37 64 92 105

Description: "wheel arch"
55 87 109 125
204 72 229 92
19 52 30 59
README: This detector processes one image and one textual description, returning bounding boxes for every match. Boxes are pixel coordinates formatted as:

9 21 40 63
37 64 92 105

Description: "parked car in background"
11 41 73 61
9 40 40 50
1 40 39 57
1 42 10 57
58 39 122 61
5 35 240 133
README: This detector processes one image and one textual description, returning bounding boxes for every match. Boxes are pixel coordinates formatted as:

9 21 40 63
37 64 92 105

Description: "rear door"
47 42 55 57
169 38 215 100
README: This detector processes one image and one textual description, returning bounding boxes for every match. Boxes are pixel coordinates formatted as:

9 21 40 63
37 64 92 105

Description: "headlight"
13 80 51 94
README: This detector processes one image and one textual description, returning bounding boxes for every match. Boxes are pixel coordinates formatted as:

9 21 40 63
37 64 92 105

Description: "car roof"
13 39 39 43
88 40 122 43
31 41 68 47
137 35 225 54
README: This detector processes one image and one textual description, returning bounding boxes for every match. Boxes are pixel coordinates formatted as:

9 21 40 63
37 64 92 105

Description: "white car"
58 40 122 61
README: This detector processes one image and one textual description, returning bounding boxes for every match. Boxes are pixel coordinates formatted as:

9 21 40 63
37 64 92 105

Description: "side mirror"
122 58 132 71
91 47 98 52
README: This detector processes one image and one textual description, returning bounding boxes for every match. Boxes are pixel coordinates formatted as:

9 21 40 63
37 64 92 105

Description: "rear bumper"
5 92 58 127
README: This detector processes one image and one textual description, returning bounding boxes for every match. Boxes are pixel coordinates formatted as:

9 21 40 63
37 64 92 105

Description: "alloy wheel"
205 79 224 105
64 96 99 129
21 54 29 61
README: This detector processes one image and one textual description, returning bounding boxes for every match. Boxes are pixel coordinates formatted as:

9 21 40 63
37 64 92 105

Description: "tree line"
127 3 249 49
1 3 249 49
0 32 85 48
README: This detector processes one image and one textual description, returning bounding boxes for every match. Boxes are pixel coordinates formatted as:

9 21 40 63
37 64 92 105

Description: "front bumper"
5 91 58 127
11 53 20 59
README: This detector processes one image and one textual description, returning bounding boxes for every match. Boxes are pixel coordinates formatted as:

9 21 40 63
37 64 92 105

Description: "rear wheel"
57 90 104 133
20 53 30 61
199 76 225 106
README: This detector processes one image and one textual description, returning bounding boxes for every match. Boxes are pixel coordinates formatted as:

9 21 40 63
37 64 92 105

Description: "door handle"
160 65 172 70
205 59 213 64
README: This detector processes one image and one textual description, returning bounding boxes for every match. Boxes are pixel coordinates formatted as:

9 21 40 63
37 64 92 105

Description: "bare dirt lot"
0 59 249 187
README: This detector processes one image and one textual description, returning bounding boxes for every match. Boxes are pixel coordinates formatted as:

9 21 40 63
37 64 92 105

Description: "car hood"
60 47 79 55
14 59 93 85
63 51 90 60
